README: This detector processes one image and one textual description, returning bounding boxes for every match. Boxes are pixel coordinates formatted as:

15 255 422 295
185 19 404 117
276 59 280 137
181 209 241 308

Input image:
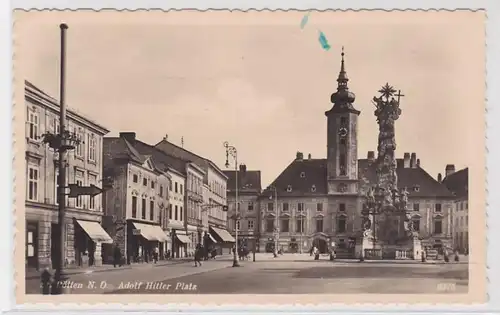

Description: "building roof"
441 167 469 199
223 168 262 194
261 157 454 199
103 136 188 177
25 80 109 135
133 140 188 177
154 139 226 183
262 158 328 197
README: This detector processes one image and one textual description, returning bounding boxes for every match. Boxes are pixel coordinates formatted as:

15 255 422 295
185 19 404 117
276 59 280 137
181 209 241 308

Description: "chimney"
296 152 303 160
120 132 136 144
163 133 168 141
403 152 411 168
308 153 312 159
239 164 247 173
417 159 420 167
367 151 375 162
410 153 417 168
437 173 442 183
445 164 456 177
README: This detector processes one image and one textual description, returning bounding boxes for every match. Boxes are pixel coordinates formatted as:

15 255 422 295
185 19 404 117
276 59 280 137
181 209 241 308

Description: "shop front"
172 229 191 258
209 226 235 254
186 224 198 256
127 221 168 263
203 231 219 255
25 203 113 271
73 219 114 267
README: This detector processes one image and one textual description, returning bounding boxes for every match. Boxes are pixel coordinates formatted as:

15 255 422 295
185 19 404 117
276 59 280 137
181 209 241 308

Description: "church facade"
258 52 455 256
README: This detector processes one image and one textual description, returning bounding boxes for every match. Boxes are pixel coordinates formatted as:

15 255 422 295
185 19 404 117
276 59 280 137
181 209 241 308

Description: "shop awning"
208 233 217 243
76 220 113 244
210 226 235 243
176 233 191 244
132 222 157 241
149 225 168 242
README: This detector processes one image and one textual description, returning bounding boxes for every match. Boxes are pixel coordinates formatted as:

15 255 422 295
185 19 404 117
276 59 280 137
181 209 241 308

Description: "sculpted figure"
400 186 409 210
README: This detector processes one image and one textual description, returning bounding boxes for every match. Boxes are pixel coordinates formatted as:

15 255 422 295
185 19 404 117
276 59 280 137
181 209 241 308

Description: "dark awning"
210 226 235 243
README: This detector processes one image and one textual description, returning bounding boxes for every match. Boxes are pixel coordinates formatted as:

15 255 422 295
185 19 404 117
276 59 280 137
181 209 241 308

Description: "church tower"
325 48 361 195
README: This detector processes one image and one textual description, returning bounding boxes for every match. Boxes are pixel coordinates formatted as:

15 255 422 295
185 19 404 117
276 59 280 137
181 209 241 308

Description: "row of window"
455 216 469 227
235 220 255 230
262 217 445 234
27 164 98 210
209 180 226 198
170 181 184 194
267 202 336 212
188 173 202 195
456 201 469 211
131 196 157 221
264 202 444 213
131 173 170 199
168 204 184 221
27 110 99 163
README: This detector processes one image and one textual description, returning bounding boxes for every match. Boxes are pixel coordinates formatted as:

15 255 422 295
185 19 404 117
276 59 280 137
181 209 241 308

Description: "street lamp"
39 23 82 295
268 186 279 257
223 141 240 267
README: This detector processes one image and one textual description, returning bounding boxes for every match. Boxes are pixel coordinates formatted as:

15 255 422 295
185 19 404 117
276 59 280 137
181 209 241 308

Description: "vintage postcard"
13 9 486 305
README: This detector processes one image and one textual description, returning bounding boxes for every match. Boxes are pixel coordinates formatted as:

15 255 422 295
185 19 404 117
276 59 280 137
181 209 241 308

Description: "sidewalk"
25 257 194 280
249 253 469 265
26 258 235 294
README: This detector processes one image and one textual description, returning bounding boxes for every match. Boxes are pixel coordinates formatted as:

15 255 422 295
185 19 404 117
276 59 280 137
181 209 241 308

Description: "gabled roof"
223 170 262 194
132 140 189 177
154 139 225 183
262 159 328 197
103 137 144 171
358 159 454 198
103 137 180 178
441 167 469 199
261 157 454 199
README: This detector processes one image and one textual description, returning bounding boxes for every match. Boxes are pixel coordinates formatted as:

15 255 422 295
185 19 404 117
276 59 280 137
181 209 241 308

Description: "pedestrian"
454 249 460 262
153 246 159 264
194 244 203 267
443 248 449 263
113 244 122 268
313 246 319 260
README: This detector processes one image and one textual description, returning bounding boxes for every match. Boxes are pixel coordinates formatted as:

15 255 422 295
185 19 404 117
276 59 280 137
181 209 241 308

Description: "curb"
25 260 195 280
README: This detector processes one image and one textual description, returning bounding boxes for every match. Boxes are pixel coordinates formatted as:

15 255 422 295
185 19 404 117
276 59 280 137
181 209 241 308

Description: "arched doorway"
313 238 328 254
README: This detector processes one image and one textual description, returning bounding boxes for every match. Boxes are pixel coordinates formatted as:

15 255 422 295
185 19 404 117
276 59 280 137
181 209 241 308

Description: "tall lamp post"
269 186 279 257
41 23 81 294
223 141 240 267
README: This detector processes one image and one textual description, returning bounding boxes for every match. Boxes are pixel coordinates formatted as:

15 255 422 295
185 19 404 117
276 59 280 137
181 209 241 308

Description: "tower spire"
337 46 348 90
327 47 358 112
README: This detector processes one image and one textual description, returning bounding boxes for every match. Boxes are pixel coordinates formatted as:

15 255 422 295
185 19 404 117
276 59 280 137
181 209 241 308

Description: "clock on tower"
325 48 361 195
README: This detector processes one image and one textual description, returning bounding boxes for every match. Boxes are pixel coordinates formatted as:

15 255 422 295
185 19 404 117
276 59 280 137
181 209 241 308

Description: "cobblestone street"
26 254 468 295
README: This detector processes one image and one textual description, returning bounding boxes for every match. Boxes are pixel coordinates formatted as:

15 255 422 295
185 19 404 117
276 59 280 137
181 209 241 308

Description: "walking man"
153 246 159 264
113 244 122 268
194 244 203 267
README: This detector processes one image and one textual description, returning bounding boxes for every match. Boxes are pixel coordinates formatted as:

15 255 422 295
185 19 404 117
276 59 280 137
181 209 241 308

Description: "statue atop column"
372 83 403 194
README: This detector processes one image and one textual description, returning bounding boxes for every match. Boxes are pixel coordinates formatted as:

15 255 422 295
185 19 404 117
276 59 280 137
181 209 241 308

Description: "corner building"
25 81 112 270
259 52 455 256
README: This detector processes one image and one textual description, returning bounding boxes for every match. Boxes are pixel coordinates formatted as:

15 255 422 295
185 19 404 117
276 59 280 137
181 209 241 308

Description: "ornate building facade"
154 137 233 252
102 133 170 264
259 51 455 257
25 81 112 270
224 164 262 251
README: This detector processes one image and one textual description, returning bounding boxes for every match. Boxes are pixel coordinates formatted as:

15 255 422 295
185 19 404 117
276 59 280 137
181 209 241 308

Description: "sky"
15 10 485 188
